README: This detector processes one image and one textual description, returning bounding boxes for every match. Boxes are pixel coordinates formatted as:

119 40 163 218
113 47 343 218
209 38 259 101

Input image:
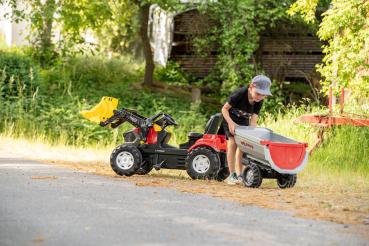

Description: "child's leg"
226 137 237 174
235 147 244 176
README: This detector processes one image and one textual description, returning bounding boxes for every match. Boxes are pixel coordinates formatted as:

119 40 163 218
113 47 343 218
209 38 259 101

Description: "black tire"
136 161 153 175
215 167 230 181
186 147 220 180
277 174 297 189
110 144 142 176
242 163 262 188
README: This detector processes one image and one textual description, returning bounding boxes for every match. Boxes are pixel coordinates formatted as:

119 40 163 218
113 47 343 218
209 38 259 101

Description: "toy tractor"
80 97 229 181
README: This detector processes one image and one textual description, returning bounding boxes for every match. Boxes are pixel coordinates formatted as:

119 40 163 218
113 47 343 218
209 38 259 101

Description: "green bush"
261 81 285 115
0 50 40 98
155 61 191 86
41 55 142 94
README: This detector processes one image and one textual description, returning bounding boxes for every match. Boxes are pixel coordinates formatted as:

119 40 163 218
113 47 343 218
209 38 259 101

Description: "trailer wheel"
186 147 220 179
242 163 262 188
136 161 153 175
277 174 297 189
110 144 142 176
215 168 230 182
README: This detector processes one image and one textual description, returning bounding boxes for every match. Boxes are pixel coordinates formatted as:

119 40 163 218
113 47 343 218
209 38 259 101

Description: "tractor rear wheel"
277 174 297 189
186 147 220 180
110 144 142 176
242 163 262 188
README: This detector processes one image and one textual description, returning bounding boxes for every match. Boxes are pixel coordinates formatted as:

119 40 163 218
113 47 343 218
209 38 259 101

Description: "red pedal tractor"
103 109 229 180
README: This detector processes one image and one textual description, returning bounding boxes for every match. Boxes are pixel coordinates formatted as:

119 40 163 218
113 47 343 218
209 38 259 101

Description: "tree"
288 0 369 99
0 0 112 67
95 1 140 55
134 0 182 87
1 0 182 87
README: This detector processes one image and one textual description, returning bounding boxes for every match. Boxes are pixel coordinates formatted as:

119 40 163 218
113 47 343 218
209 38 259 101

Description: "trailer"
234 126 308 188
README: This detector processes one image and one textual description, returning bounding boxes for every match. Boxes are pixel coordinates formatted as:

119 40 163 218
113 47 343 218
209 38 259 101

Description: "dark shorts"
222 120 248 140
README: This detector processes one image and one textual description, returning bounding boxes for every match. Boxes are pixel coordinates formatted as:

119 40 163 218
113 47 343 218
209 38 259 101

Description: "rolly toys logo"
241 141 253 149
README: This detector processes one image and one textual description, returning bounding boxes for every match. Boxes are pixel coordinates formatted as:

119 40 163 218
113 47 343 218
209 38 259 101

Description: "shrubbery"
0 52 215 146
0 50 40 98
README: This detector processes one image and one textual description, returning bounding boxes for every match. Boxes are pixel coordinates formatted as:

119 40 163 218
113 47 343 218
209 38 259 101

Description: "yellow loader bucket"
80 96 118 124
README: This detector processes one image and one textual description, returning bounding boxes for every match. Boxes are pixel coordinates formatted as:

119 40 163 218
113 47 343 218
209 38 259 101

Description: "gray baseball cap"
251 75 272 96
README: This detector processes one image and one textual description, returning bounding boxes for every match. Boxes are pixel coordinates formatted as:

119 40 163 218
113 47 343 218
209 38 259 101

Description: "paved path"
0 157 367 246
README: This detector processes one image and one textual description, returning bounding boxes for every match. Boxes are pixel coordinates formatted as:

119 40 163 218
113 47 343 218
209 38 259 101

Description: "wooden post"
191 87 201 103
340 87 345 114
328 85 333 114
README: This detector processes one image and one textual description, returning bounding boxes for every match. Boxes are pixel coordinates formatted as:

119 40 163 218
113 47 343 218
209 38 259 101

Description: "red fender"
188 134 227 152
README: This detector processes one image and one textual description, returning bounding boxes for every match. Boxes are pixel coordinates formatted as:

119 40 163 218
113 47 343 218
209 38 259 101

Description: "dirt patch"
32 236 45 244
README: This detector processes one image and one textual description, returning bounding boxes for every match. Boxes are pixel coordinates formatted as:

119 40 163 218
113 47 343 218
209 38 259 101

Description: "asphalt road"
0 157 367 246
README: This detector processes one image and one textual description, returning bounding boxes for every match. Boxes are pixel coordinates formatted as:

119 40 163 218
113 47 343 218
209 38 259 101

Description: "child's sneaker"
225 173 238 185
237 175 243 185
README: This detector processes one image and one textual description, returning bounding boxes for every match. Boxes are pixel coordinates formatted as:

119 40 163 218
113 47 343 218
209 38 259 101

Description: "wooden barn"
149 6 323 84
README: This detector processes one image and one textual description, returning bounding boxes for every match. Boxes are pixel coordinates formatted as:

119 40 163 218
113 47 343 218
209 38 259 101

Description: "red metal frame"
146 128 158 144
133 127 159 145
295 86 369 155
295 114 369 127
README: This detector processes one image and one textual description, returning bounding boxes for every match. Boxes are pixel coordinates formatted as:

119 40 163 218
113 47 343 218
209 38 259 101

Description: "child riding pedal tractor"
80 97 229 181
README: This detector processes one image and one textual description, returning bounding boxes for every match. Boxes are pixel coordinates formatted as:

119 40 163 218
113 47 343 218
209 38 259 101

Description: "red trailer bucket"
260 141 308 173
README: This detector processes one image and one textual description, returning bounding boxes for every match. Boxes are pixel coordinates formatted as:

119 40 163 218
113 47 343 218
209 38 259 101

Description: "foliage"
312 126 369 174
0 0 114 65
41 55 142 94
155 61 190 86
288 0 369 100
196 0 297 97
94 1 140 55
317 0 369 99
261 81 285 115
0 53 216 146
287 0 319 23
0 50 40 98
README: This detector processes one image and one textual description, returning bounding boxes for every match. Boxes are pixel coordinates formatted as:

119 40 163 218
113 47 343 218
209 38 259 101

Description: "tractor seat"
188 132 203 138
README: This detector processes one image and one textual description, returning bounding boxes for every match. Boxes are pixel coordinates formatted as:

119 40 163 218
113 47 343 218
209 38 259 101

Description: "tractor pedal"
153 161 165 170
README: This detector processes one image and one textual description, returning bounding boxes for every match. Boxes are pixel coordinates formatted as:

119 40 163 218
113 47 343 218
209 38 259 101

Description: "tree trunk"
39 0 56 68
139 3 154 87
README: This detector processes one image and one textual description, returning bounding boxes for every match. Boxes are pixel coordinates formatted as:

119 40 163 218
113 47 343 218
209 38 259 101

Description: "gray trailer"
234 126 308 188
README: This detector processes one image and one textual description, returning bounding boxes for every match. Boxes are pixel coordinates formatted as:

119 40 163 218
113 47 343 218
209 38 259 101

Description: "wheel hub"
192 155 210 173
116 151 134 170
245 169 254 186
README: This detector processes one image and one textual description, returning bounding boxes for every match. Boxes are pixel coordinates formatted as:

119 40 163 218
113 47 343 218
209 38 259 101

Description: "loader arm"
100 108 150 142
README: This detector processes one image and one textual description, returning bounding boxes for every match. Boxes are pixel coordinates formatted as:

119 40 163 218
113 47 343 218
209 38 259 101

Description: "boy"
221 75 272 185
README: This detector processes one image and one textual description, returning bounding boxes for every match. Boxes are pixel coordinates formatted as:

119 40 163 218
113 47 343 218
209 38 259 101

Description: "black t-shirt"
227 86 263 125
